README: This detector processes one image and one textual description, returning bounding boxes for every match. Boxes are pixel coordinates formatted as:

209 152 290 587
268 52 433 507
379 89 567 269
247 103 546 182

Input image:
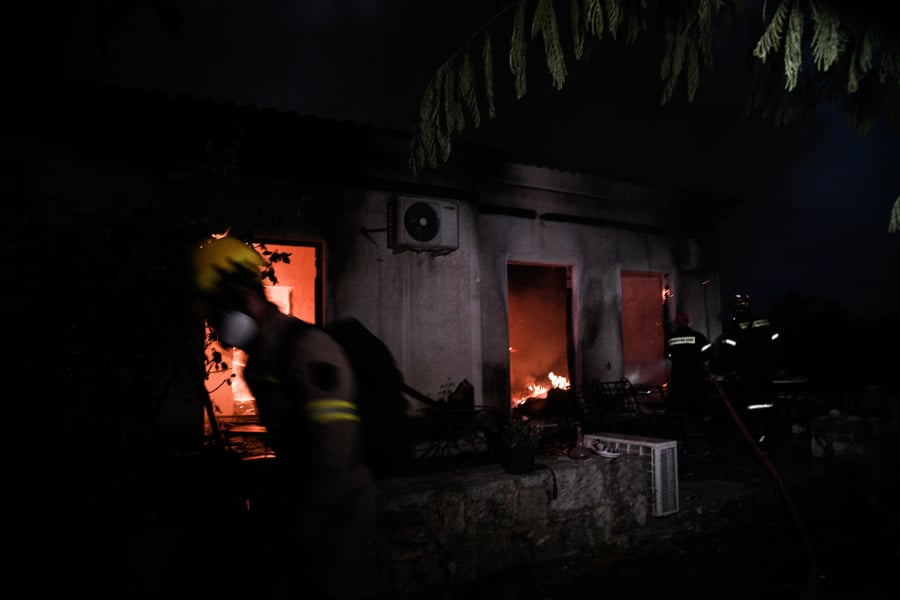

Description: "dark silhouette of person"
717 293 785 443
665 311 712 438
191 235 375 600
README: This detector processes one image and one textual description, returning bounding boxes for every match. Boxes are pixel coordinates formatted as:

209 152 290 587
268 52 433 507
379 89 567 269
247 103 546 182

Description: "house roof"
6 70 726 235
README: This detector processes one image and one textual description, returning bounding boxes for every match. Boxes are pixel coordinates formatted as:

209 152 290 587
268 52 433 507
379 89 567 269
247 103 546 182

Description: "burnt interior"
507 263 574 417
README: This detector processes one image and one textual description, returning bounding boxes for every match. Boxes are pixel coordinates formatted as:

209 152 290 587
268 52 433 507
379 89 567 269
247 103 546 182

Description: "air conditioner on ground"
583 432 679 516
388 196 459 253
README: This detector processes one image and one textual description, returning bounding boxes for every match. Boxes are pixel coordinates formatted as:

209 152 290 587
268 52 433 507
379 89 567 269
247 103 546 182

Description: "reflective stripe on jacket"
307 398 361 424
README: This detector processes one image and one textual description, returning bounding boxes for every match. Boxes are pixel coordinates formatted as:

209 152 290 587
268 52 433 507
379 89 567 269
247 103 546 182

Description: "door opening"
205 240 322 421
620 270 668 387
507 263 574 413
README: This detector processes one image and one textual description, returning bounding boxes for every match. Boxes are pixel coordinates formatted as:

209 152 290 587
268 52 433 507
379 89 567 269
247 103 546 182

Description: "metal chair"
588 377 643 432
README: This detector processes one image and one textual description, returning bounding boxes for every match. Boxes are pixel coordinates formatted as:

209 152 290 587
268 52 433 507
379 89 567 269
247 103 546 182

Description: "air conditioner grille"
403 201 440 242
584 432 679 516
388 196 459 253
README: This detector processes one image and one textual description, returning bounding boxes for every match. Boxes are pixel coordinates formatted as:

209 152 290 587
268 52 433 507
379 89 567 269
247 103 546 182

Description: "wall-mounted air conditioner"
583 432 679 516
388 196 459 253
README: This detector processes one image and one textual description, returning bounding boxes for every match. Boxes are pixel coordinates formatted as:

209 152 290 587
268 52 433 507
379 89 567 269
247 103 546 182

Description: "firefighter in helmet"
192 235 375 600
716 292 784 442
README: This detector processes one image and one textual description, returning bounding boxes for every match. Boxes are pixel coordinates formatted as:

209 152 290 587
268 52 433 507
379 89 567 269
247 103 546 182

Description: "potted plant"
499 417 542 474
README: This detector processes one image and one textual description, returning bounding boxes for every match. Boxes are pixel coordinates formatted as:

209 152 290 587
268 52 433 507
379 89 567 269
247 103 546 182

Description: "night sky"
10 0 900 321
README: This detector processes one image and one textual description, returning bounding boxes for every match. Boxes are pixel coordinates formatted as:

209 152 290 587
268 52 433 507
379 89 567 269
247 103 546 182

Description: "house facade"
10 79 724 439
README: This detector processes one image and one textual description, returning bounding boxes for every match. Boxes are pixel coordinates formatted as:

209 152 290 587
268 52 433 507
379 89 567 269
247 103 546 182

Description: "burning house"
12 80 724 446
180 129 724 458
13 82 732 595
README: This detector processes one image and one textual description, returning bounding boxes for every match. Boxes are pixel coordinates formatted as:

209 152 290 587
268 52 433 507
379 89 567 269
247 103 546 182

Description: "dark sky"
12 0 900 320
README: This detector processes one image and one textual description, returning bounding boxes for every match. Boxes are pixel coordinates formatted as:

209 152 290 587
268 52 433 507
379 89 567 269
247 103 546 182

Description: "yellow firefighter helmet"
191 235 268 295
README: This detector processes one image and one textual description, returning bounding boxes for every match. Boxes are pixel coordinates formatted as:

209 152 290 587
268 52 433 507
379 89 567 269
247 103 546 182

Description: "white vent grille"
584 432 679 516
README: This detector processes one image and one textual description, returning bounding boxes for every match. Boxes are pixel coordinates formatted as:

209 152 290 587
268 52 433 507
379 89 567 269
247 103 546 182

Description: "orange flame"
513 371 570 405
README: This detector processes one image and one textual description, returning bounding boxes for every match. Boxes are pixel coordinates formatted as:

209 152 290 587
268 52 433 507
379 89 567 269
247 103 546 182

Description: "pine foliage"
746 0 900 139
753 0 791 63
511 1 528 99
460 49 482 129
410 0 650 174
810 0 843 73
532 0 568 90
783 1 805 91
483 32 497 119
410 0 900 189
890 196 900 234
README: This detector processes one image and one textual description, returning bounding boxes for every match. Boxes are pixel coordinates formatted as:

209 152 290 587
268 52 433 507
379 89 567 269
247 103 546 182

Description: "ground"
454 413 900 600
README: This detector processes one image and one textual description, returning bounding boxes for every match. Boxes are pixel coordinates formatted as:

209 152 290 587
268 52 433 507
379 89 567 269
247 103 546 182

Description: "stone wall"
363 454 653 598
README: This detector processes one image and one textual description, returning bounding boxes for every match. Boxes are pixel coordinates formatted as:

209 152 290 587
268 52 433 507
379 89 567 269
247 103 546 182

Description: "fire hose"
708 374 819 599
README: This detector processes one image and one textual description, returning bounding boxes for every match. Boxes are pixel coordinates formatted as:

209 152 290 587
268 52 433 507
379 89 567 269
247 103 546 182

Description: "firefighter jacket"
666 325 712 386
242 310 376 599
242 310 373 501
717 314 783 385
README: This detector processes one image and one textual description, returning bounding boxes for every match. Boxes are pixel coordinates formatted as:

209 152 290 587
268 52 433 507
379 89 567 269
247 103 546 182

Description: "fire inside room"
507 262 573 412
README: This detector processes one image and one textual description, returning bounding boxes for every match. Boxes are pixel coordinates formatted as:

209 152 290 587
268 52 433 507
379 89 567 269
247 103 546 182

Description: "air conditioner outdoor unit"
388 196 459 253
583 432 679 516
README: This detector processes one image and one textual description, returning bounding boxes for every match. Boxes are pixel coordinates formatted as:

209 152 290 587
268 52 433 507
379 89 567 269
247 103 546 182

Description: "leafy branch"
410 0 654 175
410 0 900 177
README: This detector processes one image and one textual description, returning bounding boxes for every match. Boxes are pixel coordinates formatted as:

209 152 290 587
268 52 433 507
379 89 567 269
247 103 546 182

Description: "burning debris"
512 370 571 407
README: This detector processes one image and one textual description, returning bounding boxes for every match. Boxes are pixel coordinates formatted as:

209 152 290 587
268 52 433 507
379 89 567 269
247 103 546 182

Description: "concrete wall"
255 164 724 414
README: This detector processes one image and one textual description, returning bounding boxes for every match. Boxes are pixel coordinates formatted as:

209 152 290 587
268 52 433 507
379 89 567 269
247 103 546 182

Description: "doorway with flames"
203 239 322 445
508 264 669 425
507 262 575 421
